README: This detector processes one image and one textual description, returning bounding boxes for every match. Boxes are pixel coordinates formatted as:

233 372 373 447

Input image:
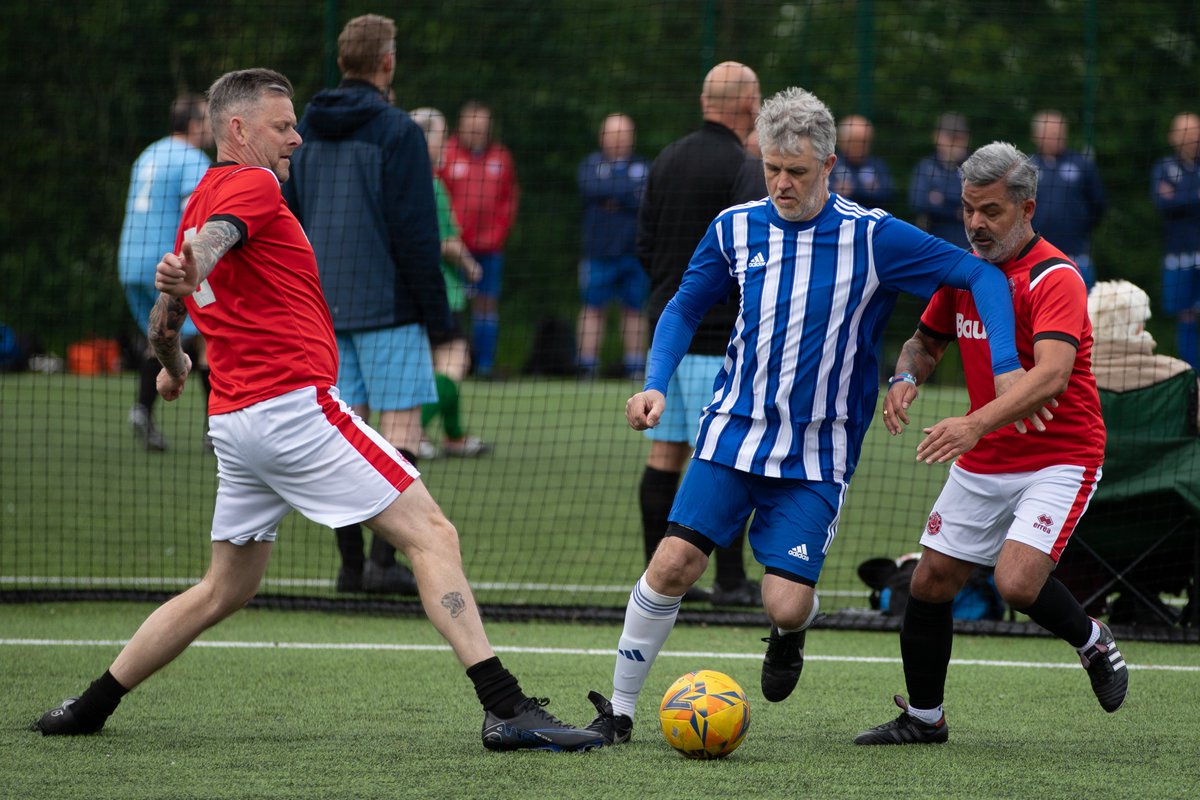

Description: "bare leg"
364 479 493 667
110 540 273 689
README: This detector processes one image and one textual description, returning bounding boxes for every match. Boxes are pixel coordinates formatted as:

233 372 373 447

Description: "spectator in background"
634 61 764 607
829 114 894 209
1089 279 1198 411
576 113 650 380
410 106 493 459
1151 112 1200 368
117 94 213 451
909 112 971 249
1030 110 1107 289
440 101 519 379
283 14 448 595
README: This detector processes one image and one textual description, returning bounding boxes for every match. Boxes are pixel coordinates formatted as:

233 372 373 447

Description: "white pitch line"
0 575 868 597
1 639 1196 671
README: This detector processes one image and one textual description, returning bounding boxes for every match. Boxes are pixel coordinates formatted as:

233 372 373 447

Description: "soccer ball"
658 669 751 759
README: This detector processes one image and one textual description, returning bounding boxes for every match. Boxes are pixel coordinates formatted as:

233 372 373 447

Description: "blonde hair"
338 14 396 77
1088 279 1152 343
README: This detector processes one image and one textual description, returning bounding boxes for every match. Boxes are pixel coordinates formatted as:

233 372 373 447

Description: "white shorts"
920 462 1102 566
208 385 419 545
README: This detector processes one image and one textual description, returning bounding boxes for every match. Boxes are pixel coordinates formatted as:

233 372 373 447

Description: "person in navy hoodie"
283 13 450 595
1151 112 1200 368
909 112 971 249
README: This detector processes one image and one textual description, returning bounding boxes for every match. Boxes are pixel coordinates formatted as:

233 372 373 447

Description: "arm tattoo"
148 293 190 377
189 220 242 283
440 591 466 618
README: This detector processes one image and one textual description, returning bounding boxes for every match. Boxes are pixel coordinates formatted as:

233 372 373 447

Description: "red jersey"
176 164 339 415
919 235 1105 473
438 137 518 253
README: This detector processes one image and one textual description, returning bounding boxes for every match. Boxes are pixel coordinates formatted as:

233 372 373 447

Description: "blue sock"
1177 319 1198 369
473 314 499 375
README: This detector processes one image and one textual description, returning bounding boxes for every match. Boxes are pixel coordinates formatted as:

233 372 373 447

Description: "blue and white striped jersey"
645 193 1018 483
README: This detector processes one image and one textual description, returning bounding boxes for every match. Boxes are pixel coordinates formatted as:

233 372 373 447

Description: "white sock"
1076 619 1101 653
906 703 944 725
610 573 681 720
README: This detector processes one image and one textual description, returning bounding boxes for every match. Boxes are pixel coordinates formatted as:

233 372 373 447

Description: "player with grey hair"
585 88 1043 747
857 141 1126 746
755 86 837 163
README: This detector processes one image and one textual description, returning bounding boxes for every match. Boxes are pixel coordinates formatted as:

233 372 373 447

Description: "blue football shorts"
335 324 437 411
644 354 726 443
579 255 648 310
669 457 846 585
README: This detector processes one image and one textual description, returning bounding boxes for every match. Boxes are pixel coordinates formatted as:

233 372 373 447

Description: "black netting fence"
2 0 1197 638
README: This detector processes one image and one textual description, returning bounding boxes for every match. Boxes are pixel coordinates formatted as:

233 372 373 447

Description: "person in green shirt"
411 106 492 458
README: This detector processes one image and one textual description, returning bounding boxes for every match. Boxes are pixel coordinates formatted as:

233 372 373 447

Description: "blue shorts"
669 458 846 584
1162 252 1200 315
472 251 504 301
579 255 648 310
335 325 437 411
123 282 199 338
644 354 726 443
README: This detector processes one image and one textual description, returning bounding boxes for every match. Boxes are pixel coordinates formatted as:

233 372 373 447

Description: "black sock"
1015 576 1092 648
335 524 365 573
368 448 419 569
466 656 528 717
900 597 954 710
137 356 159 410
639 466 679 563
72 670 129 727
714 529 748 587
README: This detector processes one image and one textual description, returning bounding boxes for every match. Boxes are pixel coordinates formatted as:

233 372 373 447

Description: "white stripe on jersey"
1029 261 1083 291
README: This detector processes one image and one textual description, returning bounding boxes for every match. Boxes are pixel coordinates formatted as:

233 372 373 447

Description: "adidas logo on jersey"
748 252 766 268
788 543 810 561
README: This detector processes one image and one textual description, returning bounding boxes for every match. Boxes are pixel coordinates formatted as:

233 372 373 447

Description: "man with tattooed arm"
32 67 600 753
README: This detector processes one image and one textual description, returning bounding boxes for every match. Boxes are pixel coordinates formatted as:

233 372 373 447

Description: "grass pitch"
4 602 1199 800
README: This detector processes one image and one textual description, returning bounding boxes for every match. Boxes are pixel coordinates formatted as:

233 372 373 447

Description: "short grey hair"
959 141 1038 203
207 68 293 140
755 87 836 161
410 107 446 137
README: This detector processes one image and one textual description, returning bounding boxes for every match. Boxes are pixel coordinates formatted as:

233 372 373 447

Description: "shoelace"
517 697 575 728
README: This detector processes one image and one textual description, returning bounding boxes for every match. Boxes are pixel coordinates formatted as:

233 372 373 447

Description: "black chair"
1057 370 1200 626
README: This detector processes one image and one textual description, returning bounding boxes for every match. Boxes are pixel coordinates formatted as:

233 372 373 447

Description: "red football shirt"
175 164 339 415
919 236 1106 473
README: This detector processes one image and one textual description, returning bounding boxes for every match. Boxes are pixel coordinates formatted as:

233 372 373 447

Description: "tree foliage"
2 0 1197 358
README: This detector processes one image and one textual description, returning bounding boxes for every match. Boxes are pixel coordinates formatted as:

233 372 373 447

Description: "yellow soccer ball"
658 669 751 759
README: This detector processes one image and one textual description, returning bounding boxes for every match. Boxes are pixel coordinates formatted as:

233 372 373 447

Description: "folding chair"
1058 370 1200 626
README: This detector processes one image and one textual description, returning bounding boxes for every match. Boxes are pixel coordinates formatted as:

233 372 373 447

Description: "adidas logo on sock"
748 252 766 268
788 543 810 561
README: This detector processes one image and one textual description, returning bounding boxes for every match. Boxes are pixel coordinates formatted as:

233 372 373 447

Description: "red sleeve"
496 146 518 239
1029 263 1088 347
918 285 957 339
206 167 283 244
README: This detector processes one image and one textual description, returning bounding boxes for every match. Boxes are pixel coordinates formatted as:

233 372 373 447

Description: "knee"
994 570 1040 610
647 542 707 595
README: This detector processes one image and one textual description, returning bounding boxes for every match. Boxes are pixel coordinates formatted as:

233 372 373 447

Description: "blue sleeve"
873 216 1019 374
180 150 210 209
644 221 737 394
907 160 933 212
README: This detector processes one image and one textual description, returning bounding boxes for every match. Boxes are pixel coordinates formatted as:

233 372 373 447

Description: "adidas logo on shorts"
788 543 810 561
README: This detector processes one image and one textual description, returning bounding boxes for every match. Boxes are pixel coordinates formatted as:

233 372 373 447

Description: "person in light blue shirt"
117 94 212 451
586 87 1045 747
1030 110 1106 288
